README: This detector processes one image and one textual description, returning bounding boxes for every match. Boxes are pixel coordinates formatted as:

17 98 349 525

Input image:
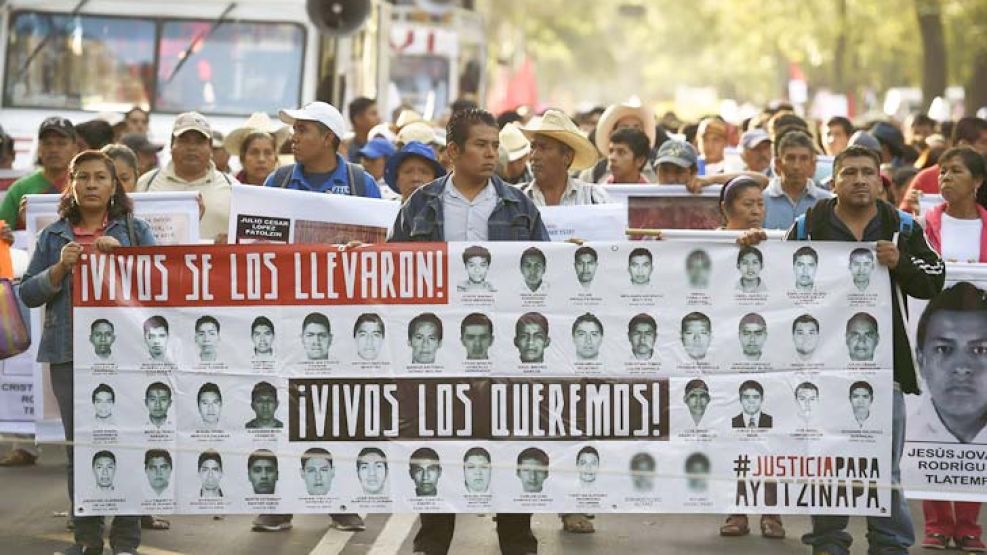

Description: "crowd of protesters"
1 92 985 555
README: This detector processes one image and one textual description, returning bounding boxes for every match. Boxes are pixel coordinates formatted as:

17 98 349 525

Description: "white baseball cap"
278 101 347 140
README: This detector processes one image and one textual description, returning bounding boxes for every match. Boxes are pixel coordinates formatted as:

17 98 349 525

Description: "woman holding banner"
716 176 785 539
918 145 987 551
19 150 156 555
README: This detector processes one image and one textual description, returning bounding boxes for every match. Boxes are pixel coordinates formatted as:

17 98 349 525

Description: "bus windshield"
4 10 305 116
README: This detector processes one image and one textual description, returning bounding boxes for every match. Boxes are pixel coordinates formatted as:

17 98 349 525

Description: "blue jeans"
51 363 141 553
801 386 914 555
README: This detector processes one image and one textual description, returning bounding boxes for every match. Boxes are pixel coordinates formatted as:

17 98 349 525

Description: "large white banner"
228 184 399 245
902 263 987 501
71 240 894 516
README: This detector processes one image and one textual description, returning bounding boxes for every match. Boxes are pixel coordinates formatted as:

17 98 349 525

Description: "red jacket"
923 202 987 262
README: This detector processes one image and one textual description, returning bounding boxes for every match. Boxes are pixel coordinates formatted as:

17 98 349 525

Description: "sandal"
719 514 750 537
141 515 170 530
561 513 595 534
760 515 785 539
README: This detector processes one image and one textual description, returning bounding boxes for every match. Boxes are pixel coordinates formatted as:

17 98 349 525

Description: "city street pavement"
0 442 949 554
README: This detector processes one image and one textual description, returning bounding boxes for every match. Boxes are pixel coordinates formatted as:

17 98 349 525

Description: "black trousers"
414 513 536 554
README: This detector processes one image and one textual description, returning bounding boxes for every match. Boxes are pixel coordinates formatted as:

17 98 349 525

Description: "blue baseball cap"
358 136 397 160
384 141 446 195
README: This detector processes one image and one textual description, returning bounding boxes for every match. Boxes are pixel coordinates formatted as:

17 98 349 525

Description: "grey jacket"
19 216 156 364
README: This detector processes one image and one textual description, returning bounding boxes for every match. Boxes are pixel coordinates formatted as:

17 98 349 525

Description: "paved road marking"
367 513 418 555
308 513 368 555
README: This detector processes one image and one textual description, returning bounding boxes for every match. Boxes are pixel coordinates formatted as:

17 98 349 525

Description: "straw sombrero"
519 109 599 171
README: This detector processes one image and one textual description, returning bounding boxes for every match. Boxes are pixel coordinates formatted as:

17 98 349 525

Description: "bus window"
389 55 449 121
4 11 155 110
156 20 305 116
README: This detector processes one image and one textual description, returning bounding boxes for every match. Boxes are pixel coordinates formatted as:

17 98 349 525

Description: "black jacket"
786 198 945 394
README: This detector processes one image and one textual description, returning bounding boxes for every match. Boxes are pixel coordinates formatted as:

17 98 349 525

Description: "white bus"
0 0 485 169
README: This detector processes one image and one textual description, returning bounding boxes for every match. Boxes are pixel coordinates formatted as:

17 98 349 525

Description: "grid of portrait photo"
72 240 896 515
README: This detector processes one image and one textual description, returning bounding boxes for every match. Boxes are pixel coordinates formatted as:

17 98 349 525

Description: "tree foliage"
479 0 987 111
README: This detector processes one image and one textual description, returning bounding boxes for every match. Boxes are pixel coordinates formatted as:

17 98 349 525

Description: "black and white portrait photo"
685 249 712 289
520 247 548 294
845 312 879 362
683 379 710 426
250 316 276 361
737 312 767 362
736 246 766 293
89 319 115 361
301 312 332 361
572 313 604 361
458 245 496 292
732 380 772 429
627 313 657 361
245 381 283 429
300 448 334 496
353 313 385 361
463 447 492 494
197 382 222 428
145 382 172 429
628 247 654 287
198 450 223 498
794 381 819 423
409 447 442 497
629 452 656 492
356 447 389 495
247 449 278 495
573 246 599 289
516 447 549 493
575 446 600 488
680 312 712 361
912 282 987 443
792 246 818 292
461 313 494 360
92 450 117 494
92 383 115 426
684 452 710 493
849 381 874 428
514 312 550 363
194 315 221 362
143 315 170 362
848 248 876 292
792 314 820 362
408 313 443 364
144 449 173 497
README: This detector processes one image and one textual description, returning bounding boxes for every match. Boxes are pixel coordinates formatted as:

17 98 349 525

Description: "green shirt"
0 170 57 228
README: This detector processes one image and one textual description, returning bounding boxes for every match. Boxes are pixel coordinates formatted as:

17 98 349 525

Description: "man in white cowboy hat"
263 101 381 200
497 122 533 185
579 101 657 184
136 111 238 241
520 109 607 207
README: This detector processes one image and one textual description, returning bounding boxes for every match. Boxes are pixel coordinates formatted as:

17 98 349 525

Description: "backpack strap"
591 159 607 183
345 162 366 197
795 214 808 240
275 164 295 188
145 169 161 191
897 209 914 237
221 172 231 185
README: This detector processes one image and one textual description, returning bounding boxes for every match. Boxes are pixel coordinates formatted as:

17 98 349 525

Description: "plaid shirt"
521 176 610 207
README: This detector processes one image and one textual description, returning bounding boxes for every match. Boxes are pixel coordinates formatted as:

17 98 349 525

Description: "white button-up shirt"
442 178 497 241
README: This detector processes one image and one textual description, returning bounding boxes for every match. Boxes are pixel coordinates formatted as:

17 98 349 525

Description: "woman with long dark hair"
20 150 156 555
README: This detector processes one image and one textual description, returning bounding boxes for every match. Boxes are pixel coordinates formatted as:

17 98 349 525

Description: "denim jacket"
388 174 550 242
19 216 157 364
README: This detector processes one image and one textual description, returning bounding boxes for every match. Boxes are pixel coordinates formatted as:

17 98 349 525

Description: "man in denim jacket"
389 108 548 554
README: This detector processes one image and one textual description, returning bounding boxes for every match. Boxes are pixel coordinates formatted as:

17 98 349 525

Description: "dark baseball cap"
121 133 164 153
38 117 76 140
